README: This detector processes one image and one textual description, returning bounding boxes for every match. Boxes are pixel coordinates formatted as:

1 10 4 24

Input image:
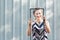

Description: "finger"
43 16 46 20
43 16 46 19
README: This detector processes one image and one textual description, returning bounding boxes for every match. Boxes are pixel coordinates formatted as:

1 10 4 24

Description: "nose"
37 13 40 16
37 14 40 17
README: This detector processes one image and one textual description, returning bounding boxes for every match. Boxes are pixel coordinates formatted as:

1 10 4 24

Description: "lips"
37 16 40 18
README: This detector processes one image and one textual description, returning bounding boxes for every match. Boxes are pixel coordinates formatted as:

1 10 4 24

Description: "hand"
28 18 32 26
43 16 47 23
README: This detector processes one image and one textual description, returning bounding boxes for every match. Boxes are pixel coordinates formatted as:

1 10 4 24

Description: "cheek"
33 14 36 17
40 14 43 16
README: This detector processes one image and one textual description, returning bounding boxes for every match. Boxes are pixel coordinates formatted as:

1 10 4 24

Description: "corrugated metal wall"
0 0 60 40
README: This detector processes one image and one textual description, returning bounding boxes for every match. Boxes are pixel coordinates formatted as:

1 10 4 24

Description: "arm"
45 21 51 33
27 19 32 36
43 16 51 33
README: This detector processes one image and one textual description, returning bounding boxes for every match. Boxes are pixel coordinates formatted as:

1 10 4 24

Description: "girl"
27 8 51 40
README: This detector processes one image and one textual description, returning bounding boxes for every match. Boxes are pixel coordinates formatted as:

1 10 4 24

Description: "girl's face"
34 9 43 19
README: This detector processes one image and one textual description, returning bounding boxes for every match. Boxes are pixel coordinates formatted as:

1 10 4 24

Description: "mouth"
37 16 40 18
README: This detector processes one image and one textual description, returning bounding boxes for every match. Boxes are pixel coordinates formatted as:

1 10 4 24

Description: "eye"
36 13 38 15
39 13 41 14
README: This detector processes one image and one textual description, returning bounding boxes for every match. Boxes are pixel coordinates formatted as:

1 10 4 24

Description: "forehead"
35 9 43 13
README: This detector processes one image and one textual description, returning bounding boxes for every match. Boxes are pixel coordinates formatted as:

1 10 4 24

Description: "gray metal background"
0 0 60 40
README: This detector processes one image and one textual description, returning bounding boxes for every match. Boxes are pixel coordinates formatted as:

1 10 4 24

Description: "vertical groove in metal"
53 0 56 40
12 2 14 39
52 0 56 40
0 0 1 40
20 0 21 40
13 0 15 40
21 0 23 40
0 0 1 39
45 0 46 16
4 1 5 40
5 0 6 40
12 0 13 40
36 0 38 8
